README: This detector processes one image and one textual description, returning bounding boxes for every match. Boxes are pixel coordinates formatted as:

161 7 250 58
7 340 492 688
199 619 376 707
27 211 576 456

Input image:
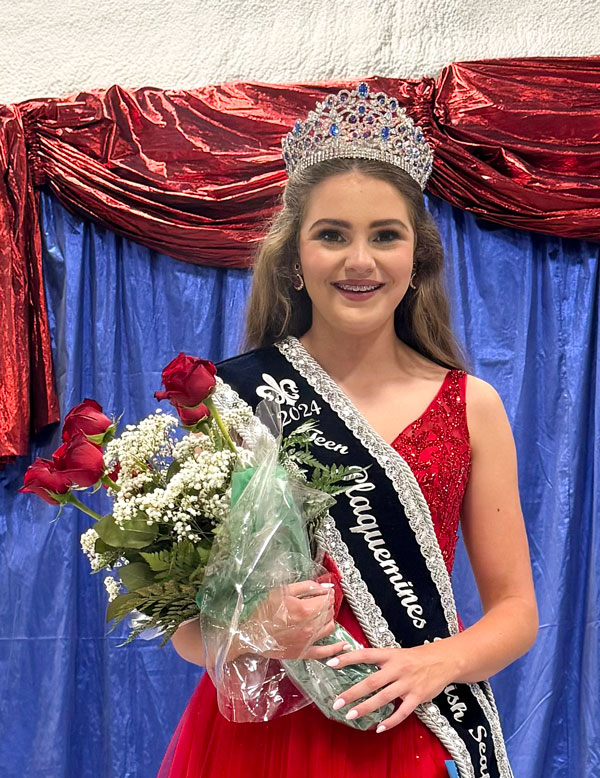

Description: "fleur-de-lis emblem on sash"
256 373 300 406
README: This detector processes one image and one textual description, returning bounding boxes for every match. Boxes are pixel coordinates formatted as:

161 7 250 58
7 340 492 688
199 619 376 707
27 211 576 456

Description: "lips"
331 281 385 301
332 282 385 293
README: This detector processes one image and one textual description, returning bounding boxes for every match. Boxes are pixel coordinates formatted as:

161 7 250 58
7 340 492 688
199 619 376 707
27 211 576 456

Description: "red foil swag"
3 58 600 463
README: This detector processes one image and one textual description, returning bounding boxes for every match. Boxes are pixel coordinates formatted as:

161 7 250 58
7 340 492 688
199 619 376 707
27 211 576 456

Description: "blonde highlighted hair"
244 157 469 372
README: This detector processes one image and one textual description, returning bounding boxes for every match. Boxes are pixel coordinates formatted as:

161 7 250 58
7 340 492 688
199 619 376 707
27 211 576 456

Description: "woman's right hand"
240 579 349 661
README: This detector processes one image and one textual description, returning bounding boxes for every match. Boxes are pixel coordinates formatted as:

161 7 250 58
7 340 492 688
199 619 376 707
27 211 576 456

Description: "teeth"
337 284 380 292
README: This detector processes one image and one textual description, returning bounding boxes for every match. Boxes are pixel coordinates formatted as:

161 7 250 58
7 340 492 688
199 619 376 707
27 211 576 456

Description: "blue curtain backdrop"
0 189 598 778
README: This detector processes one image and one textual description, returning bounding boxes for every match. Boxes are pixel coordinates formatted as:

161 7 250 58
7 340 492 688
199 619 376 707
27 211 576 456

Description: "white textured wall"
1 0 599 104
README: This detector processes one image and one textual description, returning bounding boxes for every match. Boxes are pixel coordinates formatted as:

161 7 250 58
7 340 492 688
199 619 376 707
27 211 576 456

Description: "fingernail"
320 583 335 588
376 724 386 734
345 709 358 721
326 657 339 667
332 698 345 711
342 643 352 650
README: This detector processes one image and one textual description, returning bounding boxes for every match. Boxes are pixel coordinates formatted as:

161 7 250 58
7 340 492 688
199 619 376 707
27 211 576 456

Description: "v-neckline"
391 370 453 445
288 336 453 449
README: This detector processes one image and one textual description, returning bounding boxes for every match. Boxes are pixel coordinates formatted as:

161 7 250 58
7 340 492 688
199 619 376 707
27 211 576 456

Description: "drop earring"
293 262 305 291
409 270 418 289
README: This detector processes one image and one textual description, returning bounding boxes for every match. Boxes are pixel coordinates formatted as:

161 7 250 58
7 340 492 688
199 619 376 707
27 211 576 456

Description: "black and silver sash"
214 335 514 778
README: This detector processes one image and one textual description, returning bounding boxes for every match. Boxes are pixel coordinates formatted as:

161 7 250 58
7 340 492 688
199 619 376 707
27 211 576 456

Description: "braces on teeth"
337 284 381 292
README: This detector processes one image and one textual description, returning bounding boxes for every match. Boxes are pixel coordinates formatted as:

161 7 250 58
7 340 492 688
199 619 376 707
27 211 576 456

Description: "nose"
344 238 376 274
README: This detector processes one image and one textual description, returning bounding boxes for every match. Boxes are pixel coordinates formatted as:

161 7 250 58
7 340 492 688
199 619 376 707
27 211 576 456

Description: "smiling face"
297 170 415 340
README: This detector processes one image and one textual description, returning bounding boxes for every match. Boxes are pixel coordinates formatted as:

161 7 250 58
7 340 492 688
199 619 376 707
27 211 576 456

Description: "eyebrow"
309 218 410 232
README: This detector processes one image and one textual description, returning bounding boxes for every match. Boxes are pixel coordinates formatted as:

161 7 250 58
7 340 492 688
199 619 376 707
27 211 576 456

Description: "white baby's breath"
125 447 237 541
80 527 102 570
104 407 240 540
80 527 115 572
104 575 122 602
80 526 98 555
218 403 255 435
173 432 214 459
103 409 179 488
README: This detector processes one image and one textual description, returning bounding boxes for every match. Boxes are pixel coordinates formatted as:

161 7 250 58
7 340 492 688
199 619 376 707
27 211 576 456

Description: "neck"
297 321 413 388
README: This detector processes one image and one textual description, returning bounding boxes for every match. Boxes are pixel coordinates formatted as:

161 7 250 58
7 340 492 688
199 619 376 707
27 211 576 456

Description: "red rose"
154 353 217 408
176 403 211 427
20 458 74 505
52 430 105 488
62 398 114 444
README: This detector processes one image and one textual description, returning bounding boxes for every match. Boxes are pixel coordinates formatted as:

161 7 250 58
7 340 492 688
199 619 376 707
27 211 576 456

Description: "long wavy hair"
243 157 469 371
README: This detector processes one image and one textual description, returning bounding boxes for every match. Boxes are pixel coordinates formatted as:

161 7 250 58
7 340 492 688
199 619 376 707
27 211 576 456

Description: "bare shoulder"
463 373 513 453
464 372 504 408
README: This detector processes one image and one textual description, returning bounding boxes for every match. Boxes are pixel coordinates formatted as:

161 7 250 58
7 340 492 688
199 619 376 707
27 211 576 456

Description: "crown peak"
281 82 434 190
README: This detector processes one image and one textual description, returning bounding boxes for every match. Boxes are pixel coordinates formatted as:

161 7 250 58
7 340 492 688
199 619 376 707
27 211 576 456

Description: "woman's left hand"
326 640 459 732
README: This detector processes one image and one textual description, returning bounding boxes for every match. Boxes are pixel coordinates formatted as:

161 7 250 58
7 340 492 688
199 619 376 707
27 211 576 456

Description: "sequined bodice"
391 369 471 573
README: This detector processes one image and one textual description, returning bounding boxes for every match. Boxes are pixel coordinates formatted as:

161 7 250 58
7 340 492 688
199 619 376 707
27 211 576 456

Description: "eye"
373 229 401 242
317 229 344 242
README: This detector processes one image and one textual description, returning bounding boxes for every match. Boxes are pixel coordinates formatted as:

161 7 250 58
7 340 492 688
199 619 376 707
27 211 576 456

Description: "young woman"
159 84 538 778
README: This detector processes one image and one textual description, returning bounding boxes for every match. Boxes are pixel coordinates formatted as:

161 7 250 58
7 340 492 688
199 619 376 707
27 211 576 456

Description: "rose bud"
20 458 74 505
62 398 115 445
176 403 211 427
52 430 106 488
154 353 217 408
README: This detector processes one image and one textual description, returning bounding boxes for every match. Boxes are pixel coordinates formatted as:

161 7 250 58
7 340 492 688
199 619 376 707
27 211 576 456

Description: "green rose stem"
204 397 237 453
101 474 121 492
67 493 103 521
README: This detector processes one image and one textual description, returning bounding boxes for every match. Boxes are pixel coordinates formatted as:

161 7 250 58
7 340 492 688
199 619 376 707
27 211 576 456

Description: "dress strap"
457 370 467 404
453 371 470 446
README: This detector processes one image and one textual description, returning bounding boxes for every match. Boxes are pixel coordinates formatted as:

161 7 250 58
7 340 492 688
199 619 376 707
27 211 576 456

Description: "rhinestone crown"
281 82 434 190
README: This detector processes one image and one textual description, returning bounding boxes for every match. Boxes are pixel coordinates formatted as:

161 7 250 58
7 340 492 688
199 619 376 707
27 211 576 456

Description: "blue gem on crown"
281 81 434 190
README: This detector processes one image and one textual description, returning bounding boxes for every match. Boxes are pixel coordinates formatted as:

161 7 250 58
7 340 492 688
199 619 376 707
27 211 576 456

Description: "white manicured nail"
342 643 352 650
326 657 339 667
376 724 386 734
320 583 335 588
332 698 345 711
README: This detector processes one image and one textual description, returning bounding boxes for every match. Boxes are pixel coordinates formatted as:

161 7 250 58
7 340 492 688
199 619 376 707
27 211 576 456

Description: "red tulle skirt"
157 595 455 778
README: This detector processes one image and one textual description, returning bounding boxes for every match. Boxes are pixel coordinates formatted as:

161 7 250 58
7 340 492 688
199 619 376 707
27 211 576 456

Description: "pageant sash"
214 336 514 778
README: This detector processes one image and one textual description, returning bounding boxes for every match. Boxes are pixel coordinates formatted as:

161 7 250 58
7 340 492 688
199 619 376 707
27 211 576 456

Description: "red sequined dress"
157 369 471 778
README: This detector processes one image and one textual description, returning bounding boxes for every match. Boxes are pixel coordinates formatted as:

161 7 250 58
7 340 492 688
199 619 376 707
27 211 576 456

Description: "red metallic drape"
2 57 600 464
0 105 60 466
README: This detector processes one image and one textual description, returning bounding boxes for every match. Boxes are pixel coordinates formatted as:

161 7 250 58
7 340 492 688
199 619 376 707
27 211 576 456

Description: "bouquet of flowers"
21 353 394 730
